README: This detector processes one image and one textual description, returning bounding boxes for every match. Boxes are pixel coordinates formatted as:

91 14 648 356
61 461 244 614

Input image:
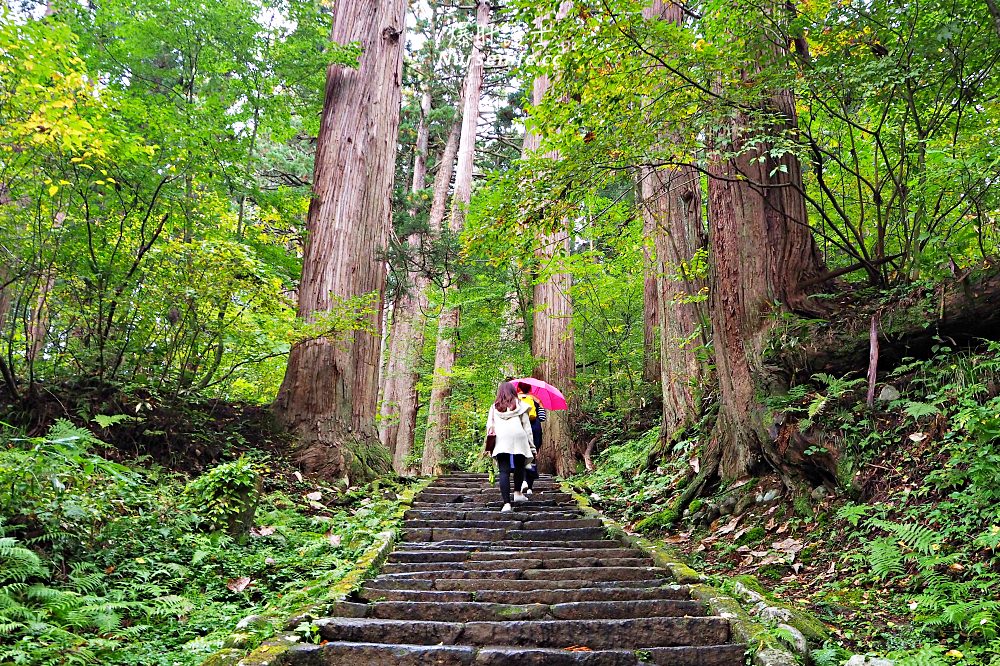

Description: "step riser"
351 599 707 622
358 585 695 604
383 558 653 572
314 617 730 649
403 519 603 530
363 578 667 592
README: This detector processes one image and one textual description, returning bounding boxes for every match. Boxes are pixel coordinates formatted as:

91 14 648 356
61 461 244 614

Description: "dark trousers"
494 453 526 504
525 422 542 489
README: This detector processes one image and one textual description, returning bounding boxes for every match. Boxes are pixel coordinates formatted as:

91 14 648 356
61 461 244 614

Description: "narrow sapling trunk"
421 0 491 475
273 0 406 482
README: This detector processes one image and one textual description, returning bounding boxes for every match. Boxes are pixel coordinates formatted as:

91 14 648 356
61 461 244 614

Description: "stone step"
382 557 653 573
409 501 576 510
387 547 644 563
424 484 563 492
402 526 608 542
347 598 708 622
404 510 583 521
373 566 666 583
397 539 626 550
402 518 603 530
364 577 667 592
285 641 747 666
313 616 731 649
358 584 694 604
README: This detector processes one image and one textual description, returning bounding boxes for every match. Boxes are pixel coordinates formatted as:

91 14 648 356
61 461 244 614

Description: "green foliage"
0 419 411 665
183 457 260 535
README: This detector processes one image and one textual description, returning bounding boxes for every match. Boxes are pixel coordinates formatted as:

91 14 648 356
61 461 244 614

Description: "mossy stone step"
334 599 708 622
402 518 603 530
313 616 730 649
382 557 653 573
357 584 695 605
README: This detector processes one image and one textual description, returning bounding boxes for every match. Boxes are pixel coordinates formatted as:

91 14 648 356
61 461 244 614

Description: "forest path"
277 472 747 665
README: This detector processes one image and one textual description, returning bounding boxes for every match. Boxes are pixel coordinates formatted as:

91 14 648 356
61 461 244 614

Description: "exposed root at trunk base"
291 418 391 485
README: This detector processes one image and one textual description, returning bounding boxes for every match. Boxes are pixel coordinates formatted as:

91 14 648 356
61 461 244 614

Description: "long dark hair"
494 381 519 412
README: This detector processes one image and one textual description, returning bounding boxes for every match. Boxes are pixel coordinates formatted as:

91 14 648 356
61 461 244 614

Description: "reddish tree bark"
273 0 406 481
523 72 577 477
421 0 491 475
706 24 825 481
639 0 708 440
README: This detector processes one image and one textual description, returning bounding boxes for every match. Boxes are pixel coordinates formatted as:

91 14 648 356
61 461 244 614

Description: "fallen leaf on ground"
227 576 252 592
328 533 342 547
305 491 322 501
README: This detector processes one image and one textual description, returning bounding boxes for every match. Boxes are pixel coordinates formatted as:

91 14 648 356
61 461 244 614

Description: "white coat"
485 401 536 460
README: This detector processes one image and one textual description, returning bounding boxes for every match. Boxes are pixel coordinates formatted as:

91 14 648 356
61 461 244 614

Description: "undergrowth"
0 420 411 665
577 341 1000 665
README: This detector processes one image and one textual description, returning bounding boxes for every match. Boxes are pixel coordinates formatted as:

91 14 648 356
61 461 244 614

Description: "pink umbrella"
510 377 568 410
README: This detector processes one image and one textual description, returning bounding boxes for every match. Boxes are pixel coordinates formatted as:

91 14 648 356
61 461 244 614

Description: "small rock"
759 489 781 503
845 657 894 666
235 614 264 631
589 492 602 502
876 385 900 402
759 605 793 623
811 485 829 501
777 623 808 655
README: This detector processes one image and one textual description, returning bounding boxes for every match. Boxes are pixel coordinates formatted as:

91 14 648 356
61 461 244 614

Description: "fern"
835 503 872 527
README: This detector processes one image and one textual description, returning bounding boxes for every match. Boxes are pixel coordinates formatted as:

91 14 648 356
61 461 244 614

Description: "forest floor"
0 396 415 666
574 342 1000 665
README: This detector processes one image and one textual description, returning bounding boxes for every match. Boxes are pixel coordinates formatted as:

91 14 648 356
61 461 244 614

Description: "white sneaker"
500 503 513 513
512 492 528 503
521 481 529 493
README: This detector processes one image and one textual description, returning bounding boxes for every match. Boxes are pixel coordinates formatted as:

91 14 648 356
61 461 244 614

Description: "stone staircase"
285 473 747 665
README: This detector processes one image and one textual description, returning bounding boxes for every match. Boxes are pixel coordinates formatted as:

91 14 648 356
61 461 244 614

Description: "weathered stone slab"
357 587 473 602
547 599 706 620
314 618 463 645
460 617 730 649
473 585 692 605
370 601 549 622
286 641 475 666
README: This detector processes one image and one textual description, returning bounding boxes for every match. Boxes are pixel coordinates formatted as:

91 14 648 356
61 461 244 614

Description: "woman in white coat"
483 381 537 513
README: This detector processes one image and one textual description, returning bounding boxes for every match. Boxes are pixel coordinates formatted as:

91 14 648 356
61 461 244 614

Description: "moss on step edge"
724 575 829 643
560 481 802 666
198 477 433 666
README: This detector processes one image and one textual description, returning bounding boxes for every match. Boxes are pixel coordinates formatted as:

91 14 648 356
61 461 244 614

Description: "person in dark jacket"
517 382 546 495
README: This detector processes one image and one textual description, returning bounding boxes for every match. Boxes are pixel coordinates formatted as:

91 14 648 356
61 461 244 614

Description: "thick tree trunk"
381 120 462 474
522 73 577 477
273 0 406 482
640 0 708 441
707 115 824 481
641 229 661 384
532 228 577 476
421 0 491 475
707 5 825 481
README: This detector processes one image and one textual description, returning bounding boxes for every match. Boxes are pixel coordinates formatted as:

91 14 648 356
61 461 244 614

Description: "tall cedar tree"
705 1 825 481
640 0 708 441
274 0 406 480
523 72 577 476
421 0 492 475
